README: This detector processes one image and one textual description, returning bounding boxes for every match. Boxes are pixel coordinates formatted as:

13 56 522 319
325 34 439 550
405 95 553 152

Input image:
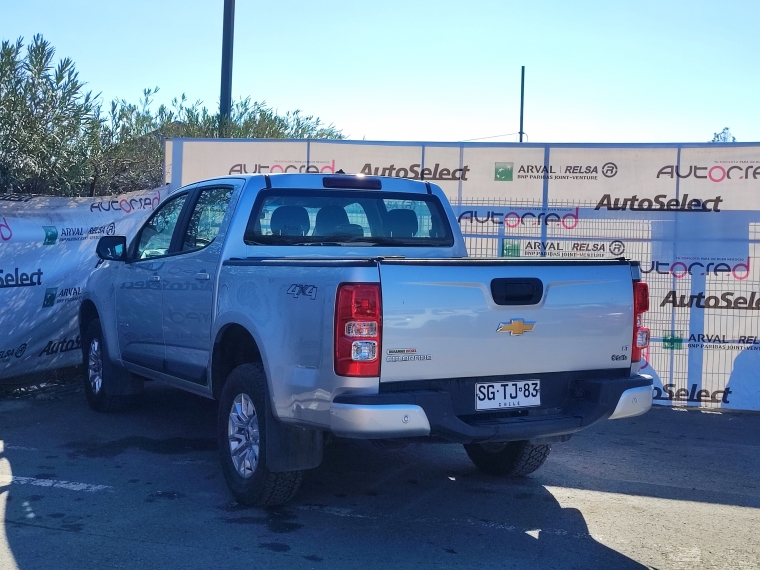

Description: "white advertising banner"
163 139 760 411
3 139 759 414
0 189 162 380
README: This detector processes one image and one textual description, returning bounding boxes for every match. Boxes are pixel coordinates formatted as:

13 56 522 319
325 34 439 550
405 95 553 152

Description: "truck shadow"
297 438 647 568
1 384 648 568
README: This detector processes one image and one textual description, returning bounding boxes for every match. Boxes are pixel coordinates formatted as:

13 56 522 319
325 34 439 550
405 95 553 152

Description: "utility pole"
219 0 235 137
519 66 525 143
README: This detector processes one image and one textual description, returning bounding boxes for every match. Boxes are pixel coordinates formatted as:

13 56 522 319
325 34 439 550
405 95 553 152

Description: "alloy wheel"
88 338 103 394
228 393 260 478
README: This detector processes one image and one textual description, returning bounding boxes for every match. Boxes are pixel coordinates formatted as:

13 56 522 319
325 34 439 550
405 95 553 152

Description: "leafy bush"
0 35 344 197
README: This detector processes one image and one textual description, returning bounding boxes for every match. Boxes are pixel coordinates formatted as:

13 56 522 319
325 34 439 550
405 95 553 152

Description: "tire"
82 319 129 412
217 363 303 506
463 440 551 477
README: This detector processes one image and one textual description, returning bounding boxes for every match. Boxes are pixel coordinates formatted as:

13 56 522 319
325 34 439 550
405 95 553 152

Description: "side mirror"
96 235 127 261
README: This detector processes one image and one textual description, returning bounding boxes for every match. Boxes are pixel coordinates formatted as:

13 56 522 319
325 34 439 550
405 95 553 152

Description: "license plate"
475 380 541 410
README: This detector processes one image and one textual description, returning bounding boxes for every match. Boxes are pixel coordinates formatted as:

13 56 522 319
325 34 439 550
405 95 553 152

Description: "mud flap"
265 405 324 472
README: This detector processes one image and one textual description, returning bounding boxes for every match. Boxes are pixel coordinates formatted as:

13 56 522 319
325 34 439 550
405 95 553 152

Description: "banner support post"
519 66 525 143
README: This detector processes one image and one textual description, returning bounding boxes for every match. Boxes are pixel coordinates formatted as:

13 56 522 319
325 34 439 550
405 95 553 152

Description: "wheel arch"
211 322 263 400
80 300 142 401
211 323 324 476
79 299 100 340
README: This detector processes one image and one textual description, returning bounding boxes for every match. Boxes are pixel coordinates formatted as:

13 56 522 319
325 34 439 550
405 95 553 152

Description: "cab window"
244 189 453 246
182 187 234 252
134 194 187 259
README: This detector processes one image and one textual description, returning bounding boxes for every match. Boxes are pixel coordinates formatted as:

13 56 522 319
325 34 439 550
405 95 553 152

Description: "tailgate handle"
490 278 543 306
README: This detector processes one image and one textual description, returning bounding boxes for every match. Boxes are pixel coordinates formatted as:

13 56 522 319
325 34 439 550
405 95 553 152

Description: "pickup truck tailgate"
378 259 634 382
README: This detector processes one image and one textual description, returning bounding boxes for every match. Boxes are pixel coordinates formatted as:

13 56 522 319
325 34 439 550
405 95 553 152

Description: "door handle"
195 272 210 280
149 275 161 282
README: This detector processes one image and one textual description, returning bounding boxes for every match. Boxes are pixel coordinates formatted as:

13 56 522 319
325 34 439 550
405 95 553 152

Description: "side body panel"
215 261 381 428
161 179 244 385
160 245 218 383
115 259 165 370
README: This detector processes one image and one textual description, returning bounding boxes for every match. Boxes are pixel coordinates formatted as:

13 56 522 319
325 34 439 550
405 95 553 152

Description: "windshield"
244 189 454 247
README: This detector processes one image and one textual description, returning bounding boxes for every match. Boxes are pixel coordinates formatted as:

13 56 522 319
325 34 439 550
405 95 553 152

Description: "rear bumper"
330 403 431 438
331 374 653 444
608 385 653 420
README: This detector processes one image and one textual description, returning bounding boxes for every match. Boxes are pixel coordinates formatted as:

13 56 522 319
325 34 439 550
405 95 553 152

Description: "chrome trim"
330 403 430 438
608 385 653 420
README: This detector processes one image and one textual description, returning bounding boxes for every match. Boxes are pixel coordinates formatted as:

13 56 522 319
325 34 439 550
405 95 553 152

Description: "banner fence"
2 138 759 412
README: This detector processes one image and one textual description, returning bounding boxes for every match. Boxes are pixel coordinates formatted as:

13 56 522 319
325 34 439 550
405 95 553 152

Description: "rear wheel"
464 441 551 476
82 319 129 412
217 363 303 506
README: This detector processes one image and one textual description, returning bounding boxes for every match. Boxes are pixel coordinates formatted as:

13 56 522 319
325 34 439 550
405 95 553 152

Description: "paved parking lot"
1 381 759 569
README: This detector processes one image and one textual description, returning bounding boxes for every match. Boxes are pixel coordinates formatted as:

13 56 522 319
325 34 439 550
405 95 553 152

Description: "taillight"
632 281 650 362
335 283 381 376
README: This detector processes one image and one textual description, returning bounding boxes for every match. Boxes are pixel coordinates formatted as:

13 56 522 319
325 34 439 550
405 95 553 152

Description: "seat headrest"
384 209 418 238
270 206 310 236
314 206 350 235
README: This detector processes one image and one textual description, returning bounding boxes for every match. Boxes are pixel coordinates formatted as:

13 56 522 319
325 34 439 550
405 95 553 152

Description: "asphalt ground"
0 380 758 570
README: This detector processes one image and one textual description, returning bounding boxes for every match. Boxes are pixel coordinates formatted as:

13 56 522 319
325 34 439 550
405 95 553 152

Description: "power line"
459 132 528 142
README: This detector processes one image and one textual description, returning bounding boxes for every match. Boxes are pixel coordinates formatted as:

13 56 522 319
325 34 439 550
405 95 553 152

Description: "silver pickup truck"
81 173 652 506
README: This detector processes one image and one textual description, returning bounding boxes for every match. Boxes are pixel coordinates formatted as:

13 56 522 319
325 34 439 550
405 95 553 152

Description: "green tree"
90 90 345 196
710 127 736 143
0 35 100 195
0 35 345 197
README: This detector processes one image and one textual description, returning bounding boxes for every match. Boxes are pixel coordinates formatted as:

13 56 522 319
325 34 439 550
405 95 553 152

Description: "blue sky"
3 0 759 143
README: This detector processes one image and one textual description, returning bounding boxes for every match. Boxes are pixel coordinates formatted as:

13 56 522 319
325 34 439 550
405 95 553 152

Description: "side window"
182 187 234 252
135 194 187 259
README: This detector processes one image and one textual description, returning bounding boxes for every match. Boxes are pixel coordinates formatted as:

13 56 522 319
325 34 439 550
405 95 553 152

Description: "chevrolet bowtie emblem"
496 319 535 336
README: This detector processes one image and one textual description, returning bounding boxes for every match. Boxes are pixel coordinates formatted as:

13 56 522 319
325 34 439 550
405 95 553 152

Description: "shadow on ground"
0 382 650 569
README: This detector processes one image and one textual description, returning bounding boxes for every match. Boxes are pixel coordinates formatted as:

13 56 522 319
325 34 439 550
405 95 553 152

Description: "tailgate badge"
497 319 535 336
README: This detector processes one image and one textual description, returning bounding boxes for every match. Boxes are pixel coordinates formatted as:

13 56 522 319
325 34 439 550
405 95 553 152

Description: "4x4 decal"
287 284 317 300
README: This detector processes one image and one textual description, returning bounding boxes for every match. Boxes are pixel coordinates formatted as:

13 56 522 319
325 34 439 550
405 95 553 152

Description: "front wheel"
217 363 303 506
463 440 551 476
82 319 129 412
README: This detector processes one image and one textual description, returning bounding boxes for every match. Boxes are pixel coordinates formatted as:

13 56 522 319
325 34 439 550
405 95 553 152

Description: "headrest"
269 206 310 236
384 209 418 238
314 206 350 235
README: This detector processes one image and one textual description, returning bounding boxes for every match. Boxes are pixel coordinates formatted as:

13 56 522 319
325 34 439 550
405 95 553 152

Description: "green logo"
494 162 514 181
42 226 58 245
662 331 683 350
501 240 520 257
42 287 58 308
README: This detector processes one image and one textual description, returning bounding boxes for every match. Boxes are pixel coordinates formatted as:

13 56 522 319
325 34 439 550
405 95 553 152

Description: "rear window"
244 189 454 247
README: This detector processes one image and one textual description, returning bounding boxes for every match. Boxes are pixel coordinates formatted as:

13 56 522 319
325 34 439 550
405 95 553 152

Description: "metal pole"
519 66 525 143
219 0 235 137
